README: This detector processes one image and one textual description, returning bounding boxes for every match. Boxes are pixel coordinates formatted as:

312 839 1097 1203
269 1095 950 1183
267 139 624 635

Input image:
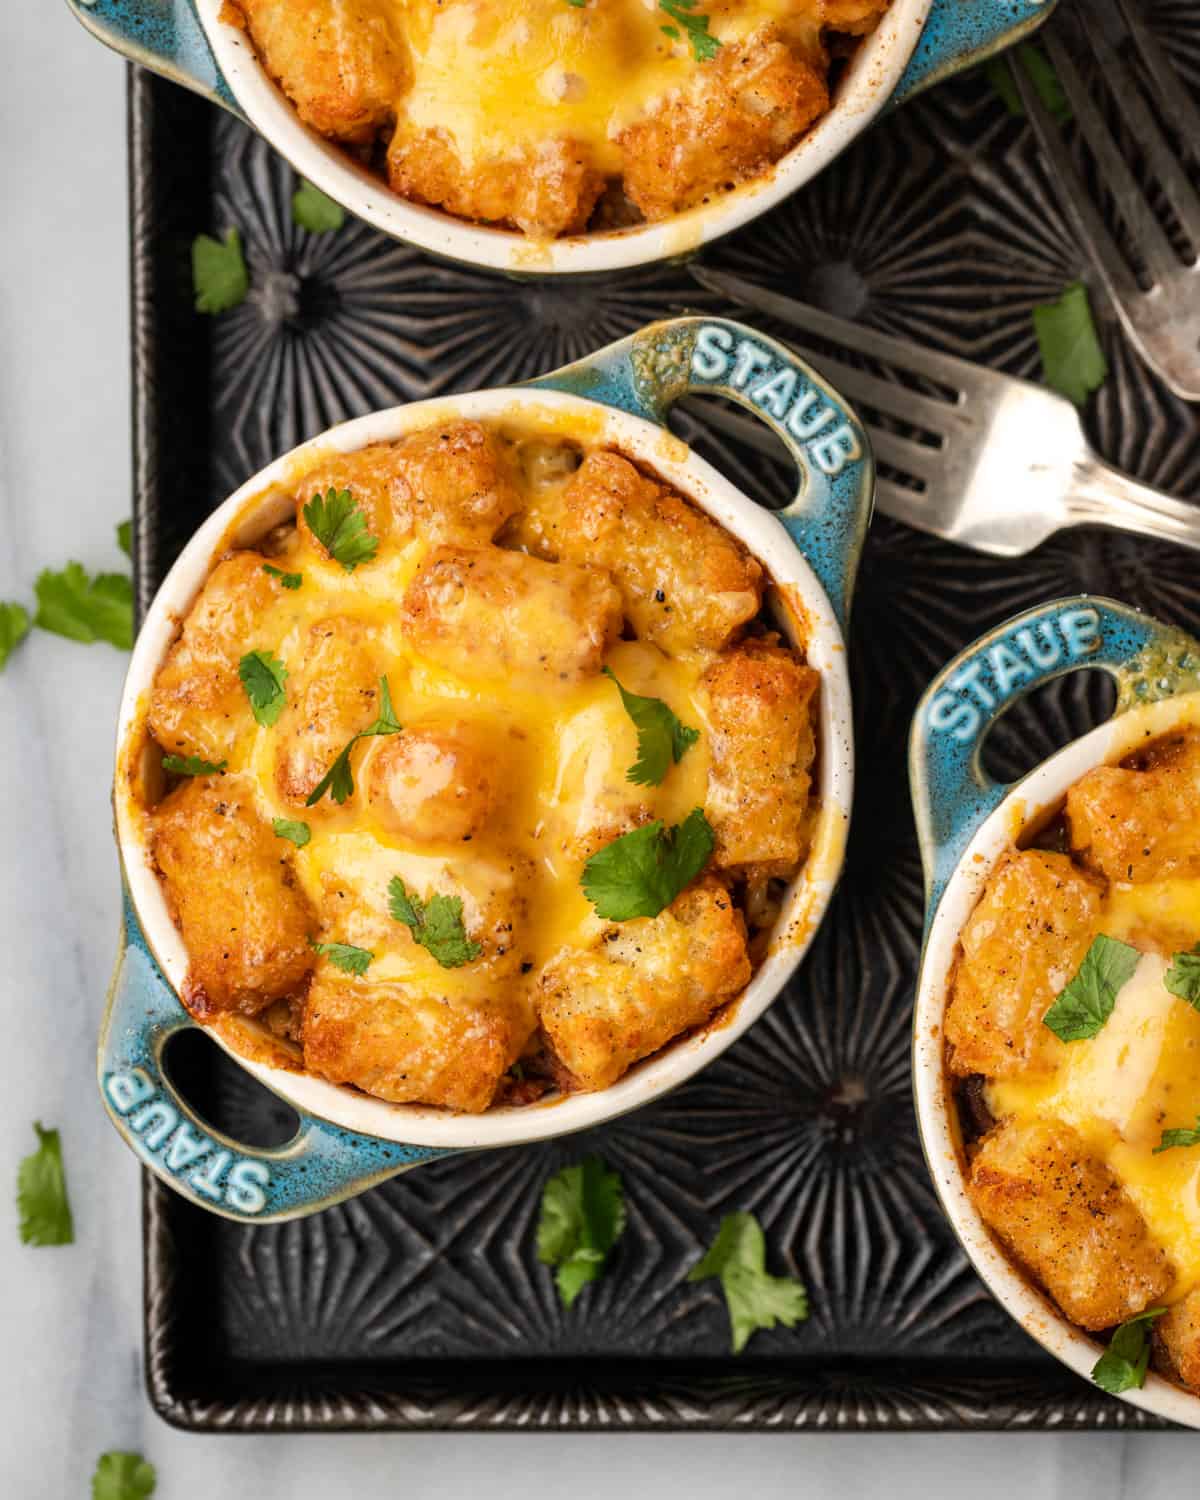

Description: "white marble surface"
0 7 1192 1495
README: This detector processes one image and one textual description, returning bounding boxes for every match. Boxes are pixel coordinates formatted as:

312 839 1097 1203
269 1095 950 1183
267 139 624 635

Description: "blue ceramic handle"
529 316 874 632
99 894 444 1222
909 596 1200 922
64 0 1054 135
892 0 1059 106
62 0 240 114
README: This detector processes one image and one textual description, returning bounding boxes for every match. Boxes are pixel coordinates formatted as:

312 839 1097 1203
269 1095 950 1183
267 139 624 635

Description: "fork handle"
1068 455 1200 553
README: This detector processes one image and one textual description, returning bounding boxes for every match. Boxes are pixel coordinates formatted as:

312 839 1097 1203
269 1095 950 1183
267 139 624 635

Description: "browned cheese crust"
945 850 1102 1080
969 1118 1174 1332
619 29 828 221
387 129 606 238
401 543 623 687
274 616 386 806
1155 1288 1200 1391
523 450 763 654
152 775 316 1018
229 0 407 142
1067 732 1200 884
302 971 534 1110
701 636 818 879
148 551 281 766
538 877 751 1090
298 421 522 553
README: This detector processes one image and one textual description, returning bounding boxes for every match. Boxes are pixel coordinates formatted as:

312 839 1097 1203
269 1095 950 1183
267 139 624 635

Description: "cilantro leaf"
688 1212 808 1354
18 1122 74 1246
162 754 227 777
1033 281 1108 407
388 876 482 968
238 649 288 727
1042 934 1140 1042
302 488 379 571
263 563 302 590
1165 944 1200 1011
34 563 133 649
985 43 1071 122
603 667 699 787
582 808 714 921
536 1156 626 1307
658 0 720 61
192 227 249 315
0 601 30 672
311 940 373 976
306 676 401 806
1091 1308 1166 1394
1153 1114 1200 1154
292 178 346 234
272 817 311 848
116 520 133 558
92 1451 157 1500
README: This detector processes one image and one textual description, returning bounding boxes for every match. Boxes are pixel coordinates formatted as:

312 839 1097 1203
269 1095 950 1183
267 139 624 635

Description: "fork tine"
689 267 996 402
1039 30 1183 287
1115 0 1200 171
1008 55 1142 302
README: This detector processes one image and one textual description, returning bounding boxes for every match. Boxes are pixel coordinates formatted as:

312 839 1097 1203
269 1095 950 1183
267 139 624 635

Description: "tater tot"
529 451 762 654
701 636 818 878
1067 732 1200 884
538 879 751 1090
363 721 498 844
401 544 622 688
945 851 1102 1080
148 552 279 766
969 1118 1173 1331
152 774 315 1017
273 616 386 807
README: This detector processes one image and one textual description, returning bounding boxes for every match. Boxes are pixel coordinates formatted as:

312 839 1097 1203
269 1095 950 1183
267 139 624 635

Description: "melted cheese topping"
201 430 717 992
989 879 1200 1301
385 0 816 170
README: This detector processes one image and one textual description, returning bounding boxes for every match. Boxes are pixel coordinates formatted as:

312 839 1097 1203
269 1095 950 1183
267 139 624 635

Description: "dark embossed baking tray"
130 3 1200 1428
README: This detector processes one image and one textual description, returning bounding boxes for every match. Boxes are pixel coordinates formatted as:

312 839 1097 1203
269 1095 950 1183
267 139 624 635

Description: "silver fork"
1014 0 1200 401
689 266 1200 557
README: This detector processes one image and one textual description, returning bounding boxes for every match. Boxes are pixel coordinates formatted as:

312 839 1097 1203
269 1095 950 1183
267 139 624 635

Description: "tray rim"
127 63 1165 1435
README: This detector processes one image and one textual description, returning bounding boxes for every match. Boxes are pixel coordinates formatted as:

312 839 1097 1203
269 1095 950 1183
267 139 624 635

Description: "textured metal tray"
131 4 1200 1429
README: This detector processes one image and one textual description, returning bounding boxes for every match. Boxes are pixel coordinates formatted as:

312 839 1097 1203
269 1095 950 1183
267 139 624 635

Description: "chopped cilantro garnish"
1033 281 1108 407
658 0 720 61
311 940 373 976
92 1451 157 1500
18 1122 74 1247
1042 934 1140 1042
192 227 249 315
603 667 699 786
581 808 714 921
302 487 379 572
162 754 227 778
1165 944 1200 1011
272 817 311 848
306 676 401 806
688 1212 808 1354
1091 1308 1166 1394
263 563 302 590
238 649 288 727
536 1156 626 1307
0 602 30 672
34 563 133 649
388 876 482 968
292 178 345 234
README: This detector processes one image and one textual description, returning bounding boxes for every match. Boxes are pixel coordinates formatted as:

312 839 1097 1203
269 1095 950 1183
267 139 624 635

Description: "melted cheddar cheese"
141 413 819 1111
230 0 891 235
396 0 813 172
952 731 1200 1389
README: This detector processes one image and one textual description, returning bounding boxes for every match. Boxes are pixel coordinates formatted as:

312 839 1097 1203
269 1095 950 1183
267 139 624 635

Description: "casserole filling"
221 0 891 237
946 727 1200 1394
134 415 821 1112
